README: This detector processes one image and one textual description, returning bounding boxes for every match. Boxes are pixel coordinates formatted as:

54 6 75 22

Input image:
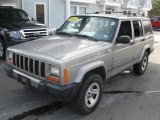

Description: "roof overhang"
122 4 138 9
70 0 96 4
104 2 121 6
98 0 122 6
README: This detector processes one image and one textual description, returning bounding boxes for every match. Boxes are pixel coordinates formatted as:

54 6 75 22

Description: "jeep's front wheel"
75 74 103 115
133 51 149 75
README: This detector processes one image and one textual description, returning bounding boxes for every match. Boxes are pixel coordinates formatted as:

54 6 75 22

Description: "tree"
148 0 160 18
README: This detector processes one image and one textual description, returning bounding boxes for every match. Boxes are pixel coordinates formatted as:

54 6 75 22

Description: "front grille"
22 28 48 39
13 53 46 78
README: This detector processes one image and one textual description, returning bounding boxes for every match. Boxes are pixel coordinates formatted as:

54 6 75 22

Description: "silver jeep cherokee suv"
5 14 154 115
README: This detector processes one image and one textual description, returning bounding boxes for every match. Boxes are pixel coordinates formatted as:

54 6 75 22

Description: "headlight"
8 51 13 59
9 31 22 39
6 51 13 64
50 65 59 77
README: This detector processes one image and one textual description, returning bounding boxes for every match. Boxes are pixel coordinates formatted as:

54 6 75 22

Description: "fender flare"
74 61 107 83
139 45 150 62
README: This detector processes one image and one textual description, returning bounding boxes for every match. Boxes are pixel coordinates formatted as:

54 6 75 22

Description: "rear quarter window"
142 20 152 35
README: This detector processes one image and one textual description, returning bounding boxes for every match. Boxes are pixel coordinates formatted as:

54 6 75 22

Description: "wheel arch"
139 45 151 62
0 34 7 46
74 61 107 84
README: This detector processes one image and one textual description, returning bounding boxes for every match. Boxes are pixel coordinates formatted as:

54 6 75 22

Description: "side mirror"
48 28 56 36
117 35 131 44
31 18 36 21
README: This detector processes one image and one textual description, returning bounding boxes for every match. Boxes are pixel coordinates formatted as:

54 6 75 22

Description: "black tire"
74 74 103 115
0 38 6 60
133 51 149 75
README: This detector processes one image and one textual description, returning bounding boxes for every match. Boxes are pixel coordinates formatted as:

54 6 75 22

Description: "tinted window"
0 9 31 21
117 21 132 39
143 20 152 35
133 20 143 37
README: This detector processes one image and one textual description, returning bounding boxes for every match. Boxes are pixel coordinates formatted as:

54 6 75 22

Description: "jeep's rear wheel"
0 38 6 60
133 51 148 75
75 74 103 115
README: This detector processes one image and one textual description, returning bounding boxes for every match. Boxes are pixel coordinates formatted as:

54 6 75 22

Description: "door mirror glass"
117 35 131 44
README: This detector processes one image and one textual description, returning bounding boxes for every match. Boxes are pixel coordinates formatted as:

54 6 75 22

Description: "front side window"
57 16 118 42
117 21 132 39
133 20 143 38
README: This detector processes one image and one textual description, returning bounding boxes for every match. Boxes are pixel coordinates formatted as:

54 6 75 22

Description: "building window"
70 6 87 16
79 7 86 15
70 6 77 16
36 4 45 24
1 3 17 8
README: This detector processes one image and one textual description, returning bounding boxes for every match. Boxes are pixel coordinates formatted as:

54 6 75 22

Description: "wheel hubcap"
142 56 147 71
85 82 100 108
0 42 3 57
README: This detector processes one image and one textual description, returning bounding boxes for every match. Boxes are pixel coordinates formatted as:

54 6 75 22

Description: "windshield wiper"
73 34 99 41
56 31 72 36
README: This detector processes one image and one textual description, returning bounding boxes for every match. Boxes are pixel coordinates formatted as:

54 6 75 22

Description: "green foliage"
148 0 160 18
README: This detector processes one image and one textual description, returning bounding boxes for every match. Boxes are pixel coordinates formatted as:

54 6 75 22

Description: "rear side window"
133 20 143 38
142 20 152 35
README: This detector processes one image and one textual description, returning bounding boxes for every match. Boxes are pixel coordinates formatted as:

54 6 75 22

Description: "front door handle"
130 41 135 45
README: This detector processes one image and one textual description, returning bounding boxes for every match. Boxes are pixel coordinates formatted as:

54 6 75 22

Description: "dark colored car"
0 7 50 59
150 16 160 29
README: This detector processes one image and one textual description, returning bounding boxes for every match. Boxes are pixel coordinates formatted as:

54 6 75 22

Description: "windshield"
57 16 118 42
0 9 31 22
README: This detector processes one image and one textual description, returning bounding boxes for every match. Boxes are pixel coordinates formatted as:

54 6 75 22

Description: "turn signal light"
47 76 60 83
64 68 69 84
6 59 13 65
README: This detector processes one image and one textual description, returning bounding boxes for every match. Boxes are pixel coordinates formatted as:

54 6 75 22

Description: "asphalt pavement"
0 32 160 120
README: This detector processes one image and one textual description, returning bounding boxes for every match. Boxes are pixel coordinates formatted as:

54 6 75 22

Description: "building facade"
0 0 152 29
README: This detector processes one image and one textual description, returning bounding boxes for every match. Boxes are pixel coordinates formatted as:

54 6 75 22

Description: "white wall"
49 0 65 29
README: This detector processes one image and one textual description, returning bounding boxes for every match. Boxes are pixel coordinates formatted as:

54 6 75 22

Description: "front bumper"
5 64 80 102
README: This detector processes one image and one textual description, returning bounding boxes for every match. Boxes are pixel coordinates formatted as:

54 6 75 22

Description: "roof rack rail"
87 10 145 17
0 6 14 8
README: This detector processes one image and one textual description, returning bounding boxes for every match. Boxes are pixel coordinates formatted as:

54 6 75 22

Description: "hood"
9 35 106 60
0 21 46 30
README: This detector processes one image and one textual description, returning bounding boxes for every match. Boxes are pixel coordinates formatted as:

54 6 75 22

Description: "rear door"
142 20 154 50
132 20 145 59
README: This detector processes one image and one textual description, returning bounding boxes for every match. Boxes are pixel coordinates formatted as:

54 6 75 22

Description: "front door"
112 21 134 76
36 4 45 24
